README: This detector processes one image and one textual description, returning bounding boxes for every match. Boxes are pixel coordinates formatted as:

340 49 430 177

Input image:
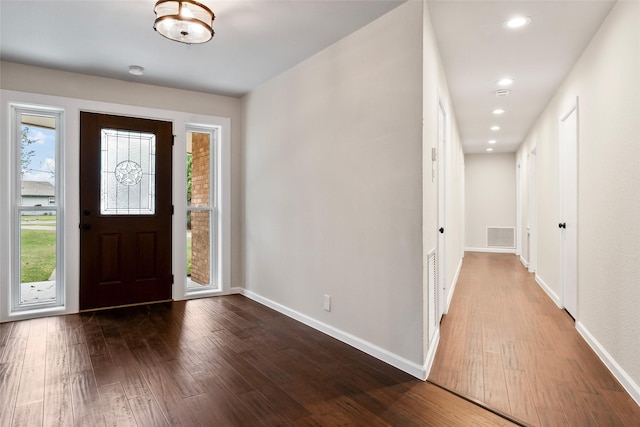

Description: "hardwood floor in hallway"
429 252 640 427
0 294 518 426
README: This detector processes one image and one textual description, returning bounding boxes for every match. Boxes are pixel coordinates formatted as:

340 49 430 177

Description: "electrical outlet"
323 294 331 312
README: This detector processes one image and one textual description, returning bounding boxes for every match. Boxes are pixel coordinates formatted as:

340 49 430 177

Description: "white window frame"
11 104 65 312
185 125 220 294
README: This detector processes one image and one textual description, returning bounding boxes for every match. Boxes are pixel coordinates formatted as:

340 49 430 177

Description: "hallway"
429 252 640 426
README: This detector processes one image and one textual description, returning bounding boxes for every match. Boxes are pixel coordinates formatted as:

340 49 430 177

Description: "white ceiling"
0 0 405 96
428 0 615 154
0 1 616 154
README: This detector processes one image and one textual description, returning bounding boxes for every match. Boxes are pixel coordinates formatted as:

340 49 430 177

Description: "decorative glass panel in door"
100 129 156 215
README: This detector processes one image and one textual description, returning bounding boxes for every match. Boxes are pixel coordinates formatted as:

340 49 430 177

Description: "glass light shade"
154 0 214 44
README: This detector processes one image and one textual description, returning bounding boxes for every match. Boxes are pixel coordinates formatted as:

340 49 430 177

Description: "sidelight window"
186 127 218 290
12 105 64 310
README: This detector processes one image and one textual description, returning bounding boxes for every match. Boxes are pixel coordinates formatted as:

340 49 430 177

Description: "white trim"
422 327 440 379
229 286 244 295
237 288 427 380
535 274 561 308
519 255 529 269
445 255 463 314
9 104 65 315
576 322 640 406
465 247 516 254
1 89 232 322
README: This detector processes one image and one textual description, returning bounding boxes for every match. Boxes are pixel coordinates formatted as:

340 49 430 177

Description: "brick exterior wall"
190 133 210 285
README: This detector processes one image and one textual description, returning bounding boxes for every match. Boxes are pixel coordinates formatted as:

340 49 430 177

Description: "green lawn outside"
21 214 56 222
21 229 56 282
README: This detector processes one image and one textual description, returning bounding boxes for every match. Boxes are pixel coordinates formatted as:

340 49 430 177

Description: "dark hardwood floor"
429 252 640 427
1 294 517 426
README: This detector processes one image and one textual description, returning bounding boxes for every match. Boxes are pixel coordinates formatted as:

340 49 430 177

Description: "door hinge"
172 135 176 146
172 205 174 215
171 274 174 284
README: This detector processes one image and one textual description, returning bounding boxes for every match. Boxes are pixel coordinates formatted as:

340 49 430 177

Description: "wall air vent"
495 89 511 97
487 227 515 248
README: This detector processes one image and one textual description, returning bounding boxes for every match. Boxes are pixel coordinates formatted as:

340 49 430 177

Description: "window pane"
187 210 210 287
20 116 56 204
101 129 156 215
20 211 57 304
187 132 210 207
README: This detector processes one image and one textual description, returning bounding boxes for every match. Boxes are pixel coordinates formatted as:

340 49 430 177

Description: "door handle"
83 209 91 216
439 227 444 234
81 223 91 230
558 223 566 229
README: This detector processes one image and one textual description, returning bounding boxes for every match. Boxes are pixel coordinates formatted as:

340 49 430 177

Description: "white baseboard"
519 255 529 268
229 286 244 295
236 288 427 380
422 328 440 379
576 322 640 406
534 274 561 308
445 256 463 314
465 247 516 254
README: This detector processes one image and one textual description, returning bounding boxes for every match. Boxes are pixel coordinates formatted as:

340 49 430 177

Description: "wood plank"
11 401 43 427
482 351 510 415
129 394 171 427
503 369 539 426
15 364 45 406
43 351 73 427
0 363 22 427
98 383 138 427
139 359 201 427
69 370 106 426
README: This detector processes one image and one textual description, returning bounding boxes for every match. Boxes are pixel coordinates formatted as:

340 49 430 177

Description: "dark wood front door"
80 112 173 310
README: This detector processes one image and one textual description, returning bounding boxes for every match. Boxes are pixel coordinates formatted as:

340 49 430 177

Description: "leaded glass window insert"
100 129 156 215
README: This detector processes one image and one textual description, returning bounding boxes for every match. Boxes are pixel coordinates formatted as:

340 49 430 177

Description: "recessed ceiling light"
493 109 505 115
486 148 494 152
488 140 497 144
497 78 514 86
491 126 501 131
129 65 144 76
505 16 531 29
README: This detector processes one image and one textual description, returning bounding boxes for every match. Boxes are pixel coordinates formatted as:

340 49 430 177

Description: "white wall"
516 0 640 402
243 1 425 372
465 153 516 250
422 1 466 365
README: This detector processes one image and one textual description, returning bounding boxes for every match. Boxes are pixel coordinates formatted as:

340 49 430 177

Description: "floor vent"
487 227 515 248
427 248 438 342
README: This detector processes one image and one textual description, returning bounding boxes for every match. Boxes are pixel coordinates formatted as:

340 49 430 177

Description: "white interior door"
528 150 537 273
560 102 578 318
437 101 446 318
516 163 521 257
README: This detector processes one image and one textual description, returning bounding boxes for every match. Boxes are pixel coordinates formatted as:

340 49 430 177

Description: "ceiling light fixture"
497 78 514 86
493 109 505 115
488 140 497 144
505 16 531 29
154 0 215 44
491 126 501 131
486 148 494 152
128 65 144 76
